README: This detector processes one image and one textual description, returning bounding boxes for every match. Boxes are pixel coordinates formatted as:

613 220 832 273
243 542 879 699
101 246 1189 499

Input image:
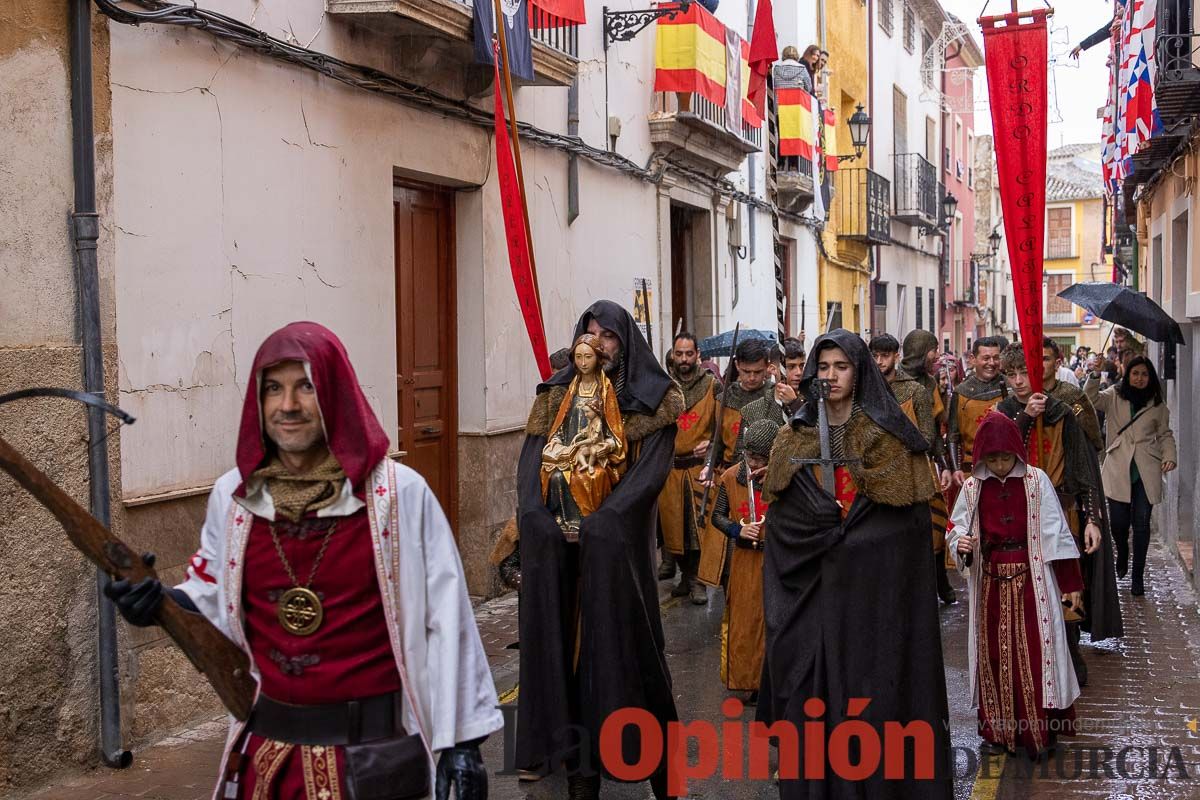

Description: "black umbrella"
698 329 776 358
1056 282 1184 345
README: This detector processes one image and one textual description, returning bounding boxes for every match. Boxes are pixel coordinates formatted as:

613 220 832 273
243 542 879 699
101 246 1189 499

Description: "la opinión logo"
500 697 938 795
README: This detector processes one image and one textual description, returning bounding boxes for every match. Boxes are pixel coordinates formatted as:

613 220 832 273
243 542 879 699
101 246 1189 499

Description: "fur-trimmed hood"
525 384 685 443
762 411 935 507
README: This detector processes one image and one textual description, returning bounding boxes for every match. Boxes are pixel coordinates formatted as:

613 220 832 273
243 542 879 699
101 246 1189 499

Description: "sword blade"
816 393 837 496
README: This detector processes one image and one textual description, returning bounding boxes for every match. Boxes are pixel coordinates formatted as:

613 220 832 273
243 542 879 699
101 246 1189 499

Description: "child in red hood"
948 412 1084 758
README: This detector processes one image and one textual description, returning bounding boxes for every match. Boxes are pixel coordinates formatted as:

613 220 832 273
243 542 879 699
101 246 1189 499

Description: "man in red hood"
106 322 501 800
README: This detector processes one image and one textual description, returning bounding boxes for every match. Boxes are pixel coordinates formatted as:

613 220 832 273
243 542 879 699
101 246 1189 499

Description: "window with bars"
903 3 915 52
879 0 894 36
915 285 924 330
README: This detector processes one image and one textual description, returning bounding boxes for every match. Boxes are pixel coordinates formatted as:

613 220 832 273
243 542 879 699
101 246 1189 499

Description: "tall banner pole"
979 5 1052 464
494 0 544 313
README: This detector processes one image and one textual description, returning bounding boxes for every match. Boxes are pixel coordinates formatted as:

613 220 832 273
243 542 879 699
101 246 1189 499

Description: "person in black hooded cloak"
515 300 685 800
757 329 953 800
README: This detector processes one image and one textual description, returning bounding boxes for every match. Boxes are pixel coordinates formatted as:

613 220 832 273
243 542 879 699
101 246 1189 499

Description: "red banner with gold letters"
981 10 1049 398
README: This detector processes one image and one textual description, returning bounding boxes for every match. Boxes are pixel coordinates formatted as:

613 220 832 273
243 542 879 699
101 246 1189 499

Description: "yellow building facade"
817 0 871 332
1043 146 1110 353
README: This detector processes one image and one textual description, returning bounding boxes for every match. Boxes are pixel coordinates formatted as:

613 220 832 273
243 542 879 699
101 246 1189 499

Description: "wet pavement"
19 540 1200 800
484 571 978 800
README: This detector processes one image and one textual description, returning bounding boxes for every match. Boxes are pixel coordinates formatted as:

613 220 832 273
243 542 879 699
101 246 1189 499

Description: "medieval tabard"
1045 378 1103 453
176 322 502 800
892 369 951 554
757 329 951 799
720 380 773 462
516 301 682 793
949 374 1007 472
658 370 720 557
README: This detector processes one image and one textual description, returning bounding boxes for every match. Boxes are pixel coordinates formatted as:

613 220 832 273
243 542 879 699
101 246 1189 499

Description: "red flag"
529 0 585 26
492 55 552 380
747 0 777 116
981 11 1049 399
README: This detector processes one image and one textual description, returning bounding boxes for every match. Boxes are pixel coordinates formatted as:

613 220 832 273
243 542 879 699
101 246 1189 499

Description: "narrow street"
22 539 1200 800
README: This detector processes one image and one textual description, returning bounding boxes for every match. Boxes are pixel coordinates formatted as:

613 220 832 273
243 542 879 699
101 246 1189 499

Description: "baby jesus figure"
569 398 608 475
540 334 627 540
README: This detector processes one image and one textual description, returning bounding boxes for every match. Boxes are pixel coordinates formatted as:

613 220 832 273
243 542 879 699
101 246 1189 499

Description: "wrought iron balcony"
892 153 938 226
326 0 579 86
1156 31 1200 128
650 92 763 175
1045 240 1075 260
835 167 891 244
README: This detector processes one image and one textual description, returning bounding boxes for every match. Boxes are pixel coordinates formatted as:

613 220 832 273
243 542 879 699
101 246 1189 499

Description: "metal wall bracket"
602 2 692 51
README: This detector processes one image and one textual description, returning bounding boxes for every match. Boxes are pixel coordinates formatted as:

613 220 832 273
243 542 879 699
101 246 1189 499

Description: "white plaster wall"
110 12 491 495
110 0 781 493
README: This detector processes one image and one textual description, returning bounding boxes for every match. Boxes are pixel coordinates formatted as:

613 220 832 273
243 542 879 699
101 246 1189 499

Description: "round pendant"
277 587 323 636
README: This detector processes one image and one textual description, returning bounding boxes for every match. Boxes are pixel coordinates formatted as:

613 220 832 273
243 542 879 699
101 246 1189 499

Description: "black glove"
103 552 166 627
434 741 487 800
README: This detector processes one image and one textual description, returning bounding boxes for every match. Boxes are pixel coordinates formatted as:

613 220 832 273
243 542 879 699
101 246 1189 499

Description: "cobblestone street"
17 541 1200 800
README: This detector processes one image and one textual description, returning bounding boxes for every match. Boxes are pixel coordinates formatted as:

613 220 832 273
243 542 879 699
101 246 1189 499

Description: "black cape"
760 330 952 799
516 302 679 784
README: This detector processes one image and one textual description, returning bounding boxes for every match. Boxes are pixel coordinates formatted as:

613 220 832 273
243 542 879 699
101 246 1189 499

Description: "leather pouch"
344 733 430 800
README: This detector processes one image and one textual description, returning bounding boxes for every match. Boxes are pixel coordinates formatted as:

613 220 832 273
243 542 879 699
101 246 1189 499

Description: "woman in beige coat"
1085 356 1177 595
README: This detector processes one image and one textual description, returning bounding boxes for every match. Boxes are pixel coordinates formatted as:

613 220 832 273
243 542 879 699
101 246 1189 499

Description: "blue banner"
474 0 534 82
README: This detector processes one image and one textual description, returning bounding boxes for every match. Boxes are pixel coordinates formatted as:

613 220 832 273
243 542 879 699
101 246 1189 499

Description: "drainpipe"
70 0 130 769
867 0 877 335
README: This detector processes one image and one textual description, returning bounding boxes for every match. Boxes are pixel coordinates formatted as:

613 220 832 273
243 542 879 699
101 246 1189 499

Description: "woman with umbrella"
1084 357 1178 596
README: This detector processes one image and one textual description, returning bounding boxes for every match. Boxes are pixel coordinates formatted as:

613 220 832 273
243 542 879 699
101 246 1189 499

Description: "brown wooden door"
394 182 457 527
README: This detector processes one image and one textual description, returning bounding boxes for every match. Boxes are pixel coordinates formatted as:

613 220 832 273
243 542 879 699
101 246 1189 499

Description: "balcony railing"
776 154 816 211
1045 240 1075 260
835 167 891 244
327 0 578 84
529 5 580 58
649 92 763 174
892 153 938 226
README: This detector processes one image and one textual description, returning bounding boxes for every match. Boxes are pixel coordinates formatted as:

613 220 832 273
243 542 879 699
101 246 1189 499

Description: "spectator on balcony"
774 46 814 93
815 49 831 103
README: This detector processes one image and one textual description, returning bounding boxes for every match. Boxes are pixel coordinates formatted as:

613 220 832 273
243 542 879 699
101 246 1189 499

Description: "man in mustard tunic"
657 332 724 604
950 337 1007 485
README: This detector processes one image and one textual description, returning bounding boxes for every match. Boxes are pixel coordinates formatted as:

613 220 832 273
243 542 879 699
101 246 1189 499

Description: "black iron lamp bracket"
603 2 693 51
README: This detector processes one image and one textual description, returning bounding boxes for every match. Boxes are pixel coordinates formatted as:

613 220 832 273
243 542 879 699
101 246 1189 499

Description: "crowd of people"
99 306 1178 800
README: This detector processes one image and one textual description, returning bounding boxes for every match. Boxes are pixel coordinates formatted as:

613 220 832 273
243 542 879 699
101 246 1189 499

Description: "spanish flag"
823 107 839 172
778 89 816 159
529 0 585 25
654 3 728 107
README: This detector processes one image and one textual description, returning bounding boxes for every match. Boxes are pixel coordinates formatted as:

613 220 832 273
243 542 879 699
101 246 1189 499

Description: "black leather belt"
735 537 765 551
674 455 706 469
249 690 406 745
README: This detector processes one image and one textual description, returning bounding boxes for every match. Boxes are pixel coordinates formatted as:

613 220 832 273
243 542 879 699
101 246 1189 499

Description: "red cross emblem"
189 554 217 585
736 491 767 519
235 515 244 526
731 420 742 437
381 528 390 538
228 558 237 570
677 410 700 431
375 485 387 497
